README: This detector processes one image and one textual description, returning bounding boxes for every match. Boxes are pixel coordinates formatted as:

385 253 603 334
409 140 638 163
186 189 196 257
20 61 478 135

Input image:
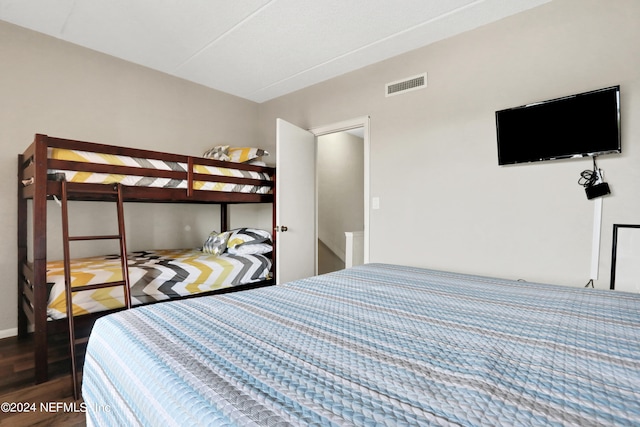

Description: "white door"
275 119 316 284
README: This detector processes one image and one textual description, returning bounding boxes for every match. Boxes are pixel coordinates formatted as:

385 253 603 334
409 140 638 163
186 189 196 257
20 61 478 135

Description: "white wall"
259 0 640 288
2 0 639 335
0 21 263 334
317 132 364 260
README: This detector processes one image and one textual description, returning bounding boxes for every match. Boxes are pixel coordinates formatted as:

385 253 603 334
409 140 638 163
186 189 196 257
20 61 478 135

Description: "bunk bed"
83 263 640 426
17 134 276 384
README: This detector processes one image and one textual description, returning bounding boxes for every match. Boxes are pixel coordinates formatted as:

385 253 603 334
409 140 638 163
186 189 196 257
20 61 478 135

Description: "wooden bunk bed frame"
17 134 277 384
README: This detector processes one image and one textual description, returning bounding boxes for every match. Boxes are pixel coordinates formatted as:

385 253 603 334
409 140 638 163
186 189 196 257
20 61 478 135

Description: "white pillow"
227 243 272 255
225 228 272 255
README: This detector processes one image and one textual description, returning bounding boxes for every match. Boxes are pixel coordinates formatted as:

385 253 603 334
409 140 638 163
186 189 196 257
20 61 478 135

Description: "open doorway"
317 128 365 274
275 117 369 283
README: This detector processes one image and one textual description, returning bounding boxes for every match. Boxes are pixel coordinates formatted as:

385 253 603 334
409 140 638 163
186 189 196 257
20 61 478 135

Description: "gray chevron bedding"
83 263 640 426
47 249 271 319
48 147 272 194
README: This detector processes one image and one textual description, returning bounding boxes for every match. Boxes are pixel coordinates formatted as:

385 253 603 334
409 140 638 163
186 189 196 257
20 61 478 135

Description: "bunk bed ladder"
60 181 132 400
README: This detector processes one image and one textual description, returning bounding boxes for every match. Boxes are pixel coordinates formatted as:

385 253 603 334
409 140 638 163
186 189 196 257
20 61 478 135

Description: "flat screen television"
495 86 621 165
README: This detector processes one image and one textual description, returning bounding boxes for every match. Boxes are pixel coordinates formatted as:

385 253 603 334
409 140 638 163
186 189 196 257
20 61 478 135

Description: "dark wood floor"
0 333 86 426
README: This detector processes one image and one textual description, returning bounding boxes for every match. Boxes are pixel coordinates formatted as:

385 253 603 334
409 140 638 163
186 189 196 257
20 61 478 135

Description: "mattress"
47 249 271 319
48 147 272 194
82 263 640 426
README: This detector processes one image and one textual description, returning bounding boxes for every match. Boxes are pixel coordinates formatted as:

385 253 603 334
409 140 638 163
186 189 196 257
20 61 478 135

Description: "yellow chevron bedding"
46 249 271 320
48 147 272 194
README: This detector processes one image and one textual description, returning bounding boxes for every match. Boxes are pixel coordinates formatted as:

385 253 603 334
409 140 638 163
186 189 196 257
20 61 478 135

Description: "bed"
83 263 640 426
17 134 276 383
44 145 272 194
46 248 272 320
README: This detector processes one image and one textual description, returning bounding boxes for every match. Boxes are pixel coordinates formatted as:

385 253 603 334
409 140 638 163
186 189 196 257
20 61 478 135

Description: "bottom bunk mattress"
46 249 271 319
83 263 640 426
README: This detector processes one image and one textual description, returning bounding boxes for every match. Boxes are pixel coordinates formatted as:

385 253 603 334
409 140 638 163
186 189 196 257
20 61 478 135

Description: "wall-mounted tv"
495 86 621 166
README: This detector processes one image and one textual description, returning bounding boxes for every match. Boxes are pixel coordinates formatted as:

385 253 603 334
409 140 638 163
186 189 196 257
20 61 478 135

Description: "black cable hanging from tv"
579 157 611 199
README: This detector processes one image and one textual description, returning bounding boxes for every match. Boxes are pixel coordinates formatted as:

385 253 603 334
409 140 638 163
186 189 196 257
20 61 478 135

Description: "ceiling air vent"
385 73 427 97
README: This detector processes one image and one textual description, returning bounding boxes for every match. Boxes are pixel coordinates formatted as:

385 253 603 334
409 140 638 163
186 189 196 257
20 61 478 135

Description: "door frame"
310 116 370 265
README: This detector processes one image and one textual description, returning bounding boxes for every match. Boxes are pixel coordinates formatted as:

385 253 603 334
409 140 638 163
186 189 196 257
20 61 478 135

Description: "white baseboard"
0 327 18 339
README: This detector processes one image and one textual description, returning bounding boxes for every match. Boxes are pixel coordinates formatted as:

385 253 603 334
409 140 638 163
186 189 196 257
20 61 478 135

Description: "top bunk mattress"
47 147 272 194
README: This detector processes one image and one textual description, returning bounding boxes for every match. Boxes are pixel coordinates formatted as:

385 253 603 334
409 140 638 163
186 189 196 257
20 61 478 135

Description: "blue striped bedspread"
82 263 640 426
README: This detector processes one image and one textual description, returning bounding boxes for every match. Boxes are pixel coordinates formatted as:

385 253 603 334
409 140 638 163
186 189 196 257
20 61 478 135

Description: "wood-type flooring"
0 333 85 426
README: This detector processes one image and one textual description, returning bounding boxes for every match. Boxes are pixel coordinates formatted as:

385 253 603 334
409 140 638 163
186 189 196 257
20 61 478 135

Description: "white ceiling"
0 0 549 103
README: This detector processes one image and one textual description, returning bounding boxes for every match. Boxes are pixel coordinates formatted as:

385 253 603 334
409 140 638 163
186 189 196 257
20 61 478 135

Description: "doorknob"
276 226 289 232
